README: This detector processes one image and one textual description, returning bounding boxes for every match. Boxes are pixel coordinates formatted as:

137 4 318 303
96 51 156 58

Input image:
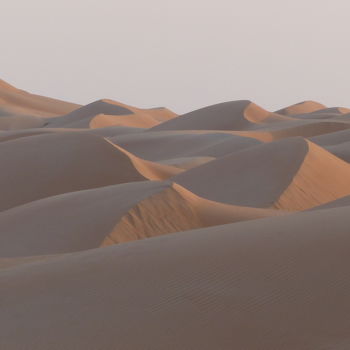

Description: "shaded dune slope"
174 137 350 210
0 132 178 211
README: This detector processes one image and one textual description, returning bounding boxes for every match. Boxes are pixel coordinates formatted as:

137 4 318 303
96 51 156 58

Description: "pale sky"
2 0 350 113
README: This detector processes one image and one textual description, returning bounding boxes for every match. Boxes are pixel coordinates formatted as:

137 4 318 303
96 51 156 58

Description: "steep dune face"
0 181 170 257
0 79 80 117
174 137 350 210
275 100 326 115
0 181 278 257
2 206 350 349
151 100 288 132
90 107 177 129
174 137 309 207
46 99 134 128
111 142 182 180
46 99 177 129
102 183 279 246
274 140 350 210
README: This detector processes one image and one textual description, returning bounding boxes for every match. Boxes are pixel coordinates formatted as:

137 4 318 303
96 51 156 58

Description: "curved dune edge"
151 100 296 132
101 182 282 246
90 113 159 128
0 181 280 258
0 132 151 212
173 137 310 208
46 99 177 129
99 99 177 122
110 141 183 180
89 103 177 129
276 100 327 115
89 101 177 129
0 181 173 257
0 79 80 117
274 140 350 210
243 102 293 124
173 137 350 211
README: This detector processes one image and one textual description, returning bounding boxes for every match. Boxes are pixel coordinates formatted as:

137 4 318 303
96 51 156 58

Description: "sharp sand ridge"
2 78 350 349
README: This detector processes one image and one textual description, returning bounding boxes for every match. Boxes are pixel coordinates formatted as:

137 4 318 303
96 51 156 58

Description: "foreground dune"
2 79 350 349
2 206 350 349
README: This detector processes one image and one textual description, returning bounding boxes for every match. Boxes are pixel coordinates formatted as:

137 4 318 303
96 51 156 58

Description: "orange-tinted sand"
2 79 350 349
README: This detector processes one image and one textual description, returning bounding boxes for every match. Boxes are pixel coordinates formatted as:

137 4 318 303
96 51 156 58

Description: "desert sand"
1 79 350 349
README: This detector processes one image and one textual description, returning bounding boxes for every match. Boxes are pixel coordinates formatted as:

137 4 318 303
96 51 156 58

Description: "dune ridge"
0 79 80 117
2 79 350 349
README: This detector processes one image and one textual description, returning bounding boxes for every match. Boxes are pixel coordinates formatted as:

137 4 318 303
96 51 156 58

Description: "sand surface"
2 79 350 349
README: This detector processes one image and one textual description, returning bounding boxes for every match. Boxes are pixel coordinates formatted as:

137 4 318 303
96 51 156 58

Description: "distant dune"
2 79 350 349
0 79 79 117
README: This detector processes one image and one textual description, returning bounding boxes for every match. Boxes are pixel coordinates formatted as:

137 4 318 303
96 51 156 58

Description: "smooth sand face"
0 79 80 117
3 79 350 349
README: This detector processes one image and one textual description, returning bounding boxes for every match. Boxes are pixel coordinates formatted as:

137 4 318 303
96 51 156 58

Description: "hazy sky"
2 0 350 113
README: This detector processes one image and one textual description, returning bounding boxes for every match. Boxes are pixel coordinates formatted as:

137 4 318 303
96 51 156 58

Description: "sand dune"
46 99 177 129
0 132 179 211
231 120 350 142
2 206 350 349
102 182 280 246
275 100 326 115
0 79 79 117
0 181 279 257
3 80 350 349
111 130 261 160
0 181 169 256
151 100 291 132
174 137 350 210
90 107 176 128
